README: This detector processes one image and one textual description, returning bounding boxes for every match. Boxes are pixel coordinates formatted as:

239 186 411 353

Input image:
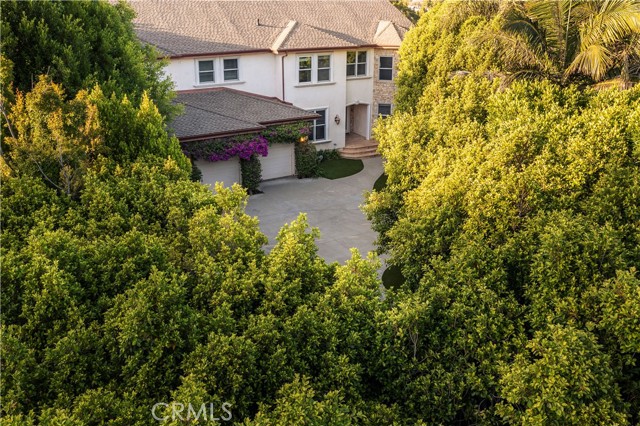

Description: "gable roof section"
129 0 412 57
170 88 319 141
373 20 403 46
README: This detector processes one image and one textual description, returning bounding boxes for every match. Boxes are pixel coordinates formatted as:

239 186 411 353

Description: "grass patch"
382 265 405 290
318 158 364 180
373 173 388 191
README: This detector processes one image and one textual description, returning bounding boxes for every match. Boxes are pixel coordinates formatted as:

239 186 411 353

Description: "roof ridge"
271 20 297 53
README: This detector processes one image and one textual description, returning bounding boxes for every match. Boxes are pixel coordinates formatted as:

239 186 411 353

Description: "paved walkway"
246 157 383 264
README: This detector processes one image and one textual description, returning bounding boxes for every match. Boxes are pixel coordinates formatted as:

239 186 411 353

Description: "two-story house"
130 0 411 183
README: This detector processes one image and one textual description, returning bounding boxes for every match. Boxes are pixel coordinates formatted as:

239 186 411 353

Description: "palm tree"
494 0 640 86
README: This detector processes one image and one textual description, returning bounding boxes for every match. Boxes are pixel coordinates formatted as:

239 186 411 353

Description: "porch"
339 133 380 159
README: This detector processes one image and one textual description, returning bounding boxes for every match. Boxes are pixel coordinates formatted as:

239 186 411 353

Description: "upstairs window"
223 58 239 81
196 57 241 85
317 55 331 82
310 108 327 141
297 54 333 84
379 56 393 80
347 51 367 77
298 56 312 83
198 60 215 83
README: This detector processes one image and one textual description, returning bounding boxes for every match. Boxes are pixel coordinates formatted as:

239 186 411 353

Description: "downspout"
281 52 288 101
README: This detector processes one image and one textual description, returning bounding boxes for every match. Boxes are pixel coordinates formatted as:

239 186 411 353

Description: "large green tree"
0 0 175 116
2 77 189 197
366 1 640 423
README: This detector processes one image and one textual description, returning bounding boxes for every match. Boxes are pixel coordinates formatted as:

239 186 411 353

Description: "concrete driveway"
246 156 383 264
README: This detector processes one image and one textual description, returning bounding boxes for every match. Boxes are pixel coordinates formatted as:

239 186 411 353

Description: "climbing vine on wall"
181 122 310 161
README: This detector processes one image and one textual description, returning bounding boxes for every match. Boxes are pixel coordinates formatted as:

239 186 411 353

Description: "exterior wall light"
334 114 341 125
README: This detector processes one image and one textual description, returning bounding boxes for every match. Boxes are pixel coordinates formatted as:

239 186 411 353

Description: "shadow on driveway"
246 156 383 264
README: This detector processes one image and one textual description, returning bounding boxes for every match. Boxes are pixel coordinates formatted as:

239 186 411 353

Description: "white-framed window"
223 58 239 81
309 108 327 141
297 54 332 84
379 56 393 80
196 57 241 85
347 51 367 77
377 103 392 117
298 56 312 83
317 55 331 82
198 59 215 83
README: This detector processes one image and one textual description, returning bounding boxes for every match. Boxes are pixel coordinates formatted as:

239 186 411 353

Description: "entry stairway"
338 133 380 159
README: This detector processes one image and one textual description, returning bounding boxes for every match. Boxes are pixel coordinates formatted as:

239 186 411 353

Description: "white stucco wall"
165 48 392 150
281 51 349 149
165 53 280 97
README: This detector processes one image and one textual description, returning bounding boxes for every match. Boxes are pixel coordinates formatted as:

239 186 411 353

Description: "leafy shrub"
190 160 202 182
317 148 341 162
295 142 318 178
241 154 262 193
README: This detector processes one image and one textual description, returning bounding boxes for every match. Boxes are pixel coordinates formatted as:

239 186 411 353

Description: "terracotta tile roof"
128 0 412 57
170 88 319 140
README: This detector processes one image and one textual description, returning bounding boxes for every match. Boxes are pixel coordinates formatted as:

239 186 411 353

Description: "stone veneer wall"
371 48 400 135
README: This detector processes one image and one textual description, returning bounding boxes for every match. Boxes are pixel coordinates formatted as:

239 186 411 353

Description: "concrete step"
339 147 380 159
341 145 378 153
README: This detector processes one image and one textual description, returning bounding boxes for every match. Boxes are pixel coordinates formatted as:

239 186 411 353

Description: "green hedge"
295 142 319 178
240 154 262 193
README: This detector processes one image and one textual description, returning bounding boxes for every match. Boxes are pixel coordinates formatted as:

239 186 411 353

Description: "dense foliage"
2 157 404 425
240 155 263 194
0 0 176 117
294 141 319 178
2 77 190 197
366 1 640 423
3 1 640 425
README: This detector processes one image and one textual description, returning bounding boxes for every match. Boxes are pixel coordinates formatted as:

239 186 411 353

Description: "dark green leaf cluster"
240 155 263 193
0 0 177 117
2 157 399 424
365 2 640 423
295 142 320 178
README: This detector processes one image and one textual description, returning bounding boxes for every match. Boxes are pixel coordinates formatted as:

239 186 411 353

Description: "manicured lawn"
318 158 364 179
382 265 404 290
373 173 388 191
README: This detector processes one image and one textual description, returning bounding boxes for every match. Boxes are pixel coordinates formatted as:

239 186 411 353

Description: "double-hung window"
298 54 332 84
198 60 215 83
347 51 367 77
298 56 312 83
310 109 327 141
223 58 239 81
197 57 240 84
317 55 331 82
379 56 393 80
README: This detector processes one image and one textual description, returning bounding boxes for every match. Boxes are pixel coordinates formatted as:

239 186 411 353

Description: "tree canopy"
366 1 640 423
0 0 176 116
2 1 640 425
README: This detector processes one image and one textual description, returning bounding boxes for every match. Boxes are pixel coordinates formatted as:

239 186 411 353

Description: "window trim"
347 50 368 78
377 103 392 118
296 54 333 85
298 55 313 84
308 107 329 142
195 57 243 86
222 57 240 82
379 56 393 81
316 54 331 82
197 59 215 84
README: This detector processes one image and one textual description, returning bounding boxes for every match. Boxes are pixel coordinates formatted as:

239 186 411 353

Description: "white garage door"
196 159 241 189
260 144 295 181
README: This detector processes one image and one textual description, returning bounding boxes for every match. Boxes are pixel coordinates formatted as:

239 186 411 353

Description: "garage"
195 158 241 189
260 144 295 180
